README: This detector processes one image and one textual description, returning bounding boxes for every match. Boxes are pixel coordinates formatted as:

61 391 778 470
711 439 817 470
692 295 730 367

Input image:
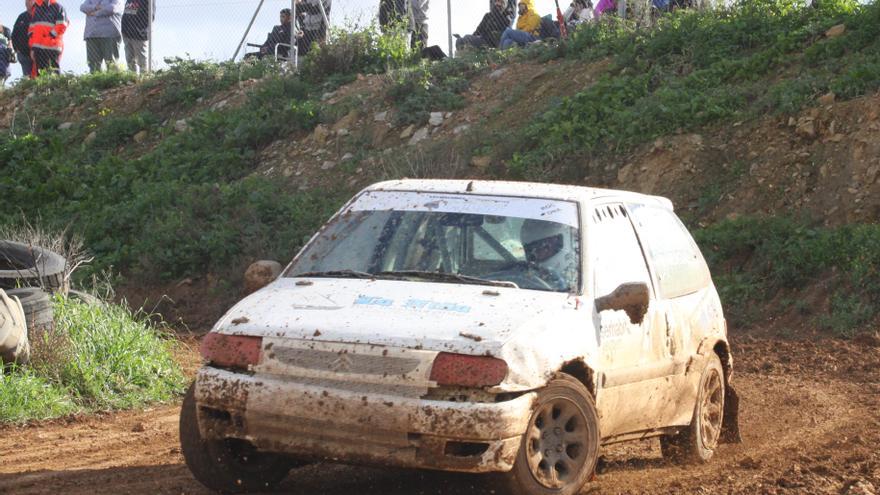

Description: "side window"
590 204 653 298
628 204 710 299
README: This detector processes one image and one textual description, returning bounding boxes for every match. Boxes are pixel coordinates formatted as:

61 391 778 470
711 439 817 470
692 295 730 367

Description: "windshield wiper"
375 270 518 289
296 270 376 280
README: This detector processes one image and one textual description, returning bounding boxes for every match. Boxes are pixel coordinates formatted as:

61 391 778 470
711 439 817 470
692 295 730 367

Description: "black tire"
68 289 103 306
660 353 725 464
496 374 600 495
0 241 68 293
179 383 293 493
6 288 54 339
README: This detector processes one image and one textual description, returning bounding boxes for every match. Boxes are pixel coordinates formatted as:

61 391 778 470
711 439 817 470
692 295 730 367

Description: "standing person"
0 23 12 87
80 0 124 73
456 0 516 51
297 0 331 57
499 0 541 49
29 0 68 76
121 0 151 74
410 0 429 49
11 0 34 79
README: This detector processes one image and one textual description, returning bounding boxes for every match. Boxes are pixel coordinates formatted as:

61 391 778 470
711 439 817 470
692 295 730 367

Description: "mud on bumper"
194 367 536 473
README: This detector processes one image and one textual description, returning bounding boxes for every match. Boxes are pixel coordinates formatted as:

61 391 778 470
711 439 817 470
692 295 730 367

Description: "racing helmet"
520 220 575 287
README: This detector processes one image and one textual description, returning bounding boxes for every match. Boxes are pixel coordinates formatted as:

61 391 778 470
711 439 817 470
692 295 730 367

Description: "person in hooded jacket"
500 0 541 49
11 0 34 79
29 0 68 76
456 0 516 51
80 0 124 73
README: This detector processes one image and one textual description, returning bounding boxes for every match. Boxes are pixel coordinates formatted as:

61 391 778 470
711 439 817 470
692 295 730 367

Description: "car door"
589 202 672 438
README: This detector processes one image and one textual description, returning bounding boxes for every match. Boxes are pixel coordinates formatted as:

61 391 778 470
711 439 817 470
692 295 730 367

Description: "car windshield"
287 191 581 293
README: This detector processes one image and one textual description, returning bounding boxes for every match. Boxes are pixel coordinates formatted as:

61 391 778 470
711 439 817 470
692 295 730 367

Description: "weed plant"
0 295 185 423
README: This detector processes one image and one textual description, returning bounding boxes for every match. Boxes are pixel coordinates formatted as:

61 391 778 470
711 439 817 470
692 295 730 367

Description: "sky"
1 0 564 82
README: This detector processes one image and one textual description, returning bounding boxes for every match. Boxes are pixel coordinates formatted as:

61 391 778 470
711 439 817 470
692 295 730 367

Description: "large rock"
408 127 430 145
825 24 846 38
244 260 283 294
333 110 360 132
312 124 330 145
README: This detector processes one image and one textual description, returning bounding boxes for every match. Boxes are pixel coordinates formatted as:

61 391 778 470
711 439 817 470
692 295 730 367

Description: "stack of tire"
0 241 68 366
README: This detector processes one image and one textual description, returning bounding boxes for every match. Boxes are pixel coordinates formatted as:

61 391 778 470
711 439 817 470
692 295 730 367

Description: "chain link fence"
0 0 720 81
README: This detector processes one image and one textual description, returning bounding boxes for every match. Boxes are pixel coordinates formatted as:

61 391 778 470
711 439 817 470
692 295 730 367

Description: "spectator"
80 0 124 73
379 0 429 50
500 0 541 49
298 0 331 57
29 0 68 76
248 8 293 60
121 0 152 74
11 0 34 79
564 0 595 28
593 0 616 18
456 0 516 52
0 23 11 87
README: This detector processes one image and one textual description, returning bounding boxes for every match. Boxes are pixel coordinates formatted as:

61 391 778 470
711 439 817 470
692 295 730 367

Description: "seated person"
456 0 515 51
594 0 616 18
565 0 594 28
248 8 293 60
520 219 577 291
500 0 542 49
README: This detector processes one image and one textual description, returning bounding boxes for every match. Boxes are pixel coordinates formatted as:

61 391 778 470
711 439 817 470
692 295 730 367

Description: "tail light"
201 333 263 371
429 352 508 387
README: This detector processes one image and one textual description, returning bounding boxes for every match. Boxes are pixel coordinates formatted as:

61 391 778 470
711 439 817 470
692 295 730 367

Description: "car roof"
365 180 674 210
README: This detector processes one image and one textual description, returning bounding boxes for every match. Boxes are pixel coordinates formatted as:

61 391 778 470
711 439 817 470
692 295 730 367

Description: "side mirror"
595 282 650 325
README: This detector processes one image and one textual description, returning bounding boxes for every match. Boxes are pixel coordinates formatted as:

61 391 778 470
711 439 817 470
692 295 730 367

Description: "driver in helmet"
520 219 576 292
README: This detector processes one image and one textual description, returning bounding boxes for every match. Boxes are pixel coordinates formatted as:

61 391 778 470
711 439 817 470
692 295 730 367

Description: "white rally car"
180 180 740 495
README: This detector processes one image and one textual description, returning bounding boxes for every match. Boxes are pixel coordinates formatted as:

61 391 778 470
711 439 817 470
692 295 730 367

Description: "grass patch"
694 216 880 335
0 295 186 423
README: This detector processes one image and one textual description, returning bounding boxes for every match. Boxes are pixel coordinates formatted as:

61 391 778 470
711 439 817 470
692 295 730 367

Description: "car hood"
215 277 576 356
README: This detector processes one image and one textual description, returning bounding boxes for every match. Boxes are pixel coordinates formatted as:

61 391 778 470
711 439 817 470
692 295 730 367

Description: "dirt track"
1 334 878 495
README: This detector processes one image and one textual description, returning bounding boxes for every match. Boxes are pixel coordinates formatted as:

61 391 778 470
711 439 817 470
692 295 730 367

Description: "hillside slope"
1 0 879 332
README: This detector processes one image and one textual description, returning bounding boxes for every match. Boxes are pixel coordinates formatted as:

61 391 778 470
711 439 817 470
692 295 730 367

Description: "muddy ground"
1 333 878 495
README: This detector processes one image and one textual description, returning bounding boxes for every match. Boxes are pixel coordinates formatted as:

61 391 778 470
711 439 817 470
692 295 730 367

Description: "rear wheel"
179 383 294 493
497 375 599 495
661 353 725 463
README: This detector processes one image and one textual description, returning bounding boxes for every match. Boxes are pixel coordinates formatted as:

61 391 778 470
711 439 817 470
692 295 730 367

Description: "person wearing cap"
499 0 541 49
80 0 124 73
122 0 152 74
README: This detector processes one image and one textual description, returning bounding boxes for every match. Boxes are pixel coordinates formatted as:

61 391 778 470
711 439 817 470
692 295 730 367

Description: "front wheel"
179 383 294 493
497 375 600 495
661 353 725 463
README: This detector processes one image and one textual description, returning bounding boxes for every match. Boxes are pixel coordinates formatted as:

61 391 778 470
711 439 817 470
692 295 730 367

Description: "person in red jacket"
28 0 68 76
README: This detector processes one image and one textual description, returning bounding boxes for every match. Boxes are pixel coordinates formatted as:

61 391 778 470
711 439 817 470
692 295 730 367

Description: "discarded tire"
5 288 55 339
0 240 68 293
0 289 30 365
68 289 103 307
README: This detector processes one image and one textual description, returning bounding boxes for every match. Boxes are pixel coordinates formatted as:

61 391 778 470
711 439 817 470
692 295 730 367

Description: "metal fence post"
447 0 453 58
147 0 154 72
291 0 298 69
232 0 266 61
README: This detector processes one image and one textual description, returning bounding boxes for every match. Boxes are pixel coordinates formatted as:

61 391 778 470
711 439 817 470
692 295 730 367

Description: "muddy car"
180 180 740 494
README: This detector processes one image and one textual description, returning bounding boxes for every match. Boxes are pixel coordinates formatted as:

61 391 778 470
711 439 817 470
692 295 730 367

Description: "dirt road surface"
1 334 878 495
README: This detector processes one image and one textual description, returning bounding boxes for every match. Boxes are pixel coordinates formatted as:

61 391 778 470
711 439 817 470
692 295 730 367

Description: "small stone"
453 124 471 135
341 152 355 162
817 92 836 106
131 422 147 433
788 117 797 127
825 24 846 38
212 99 228 110
408 127 430 145
283 167 294 177
488 68 508 80
57 122 73 131
174 119 189 133
333 110 359 132
84 131 97 145
470 156 492 169
244 260 283 294
321 160 336 170
795 118 817 140
133 130 148 143
336 128 350 137
312 124 330 145
321 91 336 101
429 112 444 126
374 111 388 122
400 124 415 139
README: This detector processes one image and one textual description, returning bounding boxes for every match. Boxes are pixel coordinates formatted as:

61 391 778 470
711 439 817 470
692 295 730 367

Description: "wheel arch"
710 339 741 444
557 358 597 397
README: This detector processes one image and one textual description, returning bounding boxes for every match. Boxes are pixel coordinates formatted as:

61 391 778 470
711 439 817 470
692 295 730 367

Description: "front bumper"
194 366 536 473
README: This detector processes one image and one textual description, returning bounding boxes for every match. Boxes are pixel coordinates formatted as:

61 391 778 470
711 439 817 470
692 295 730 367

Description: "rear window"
628 204 710 299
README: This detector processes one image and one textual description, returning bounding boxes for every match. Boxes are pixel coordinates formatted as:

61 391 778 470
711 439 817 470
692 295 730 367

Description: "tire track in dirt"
0 337 877 494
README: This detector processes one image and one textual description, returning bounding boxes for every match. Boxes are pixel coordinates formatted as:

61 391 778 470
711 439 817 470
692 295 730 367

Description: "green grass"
508 0 880 177
694 217 880 334
0 295 186 423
